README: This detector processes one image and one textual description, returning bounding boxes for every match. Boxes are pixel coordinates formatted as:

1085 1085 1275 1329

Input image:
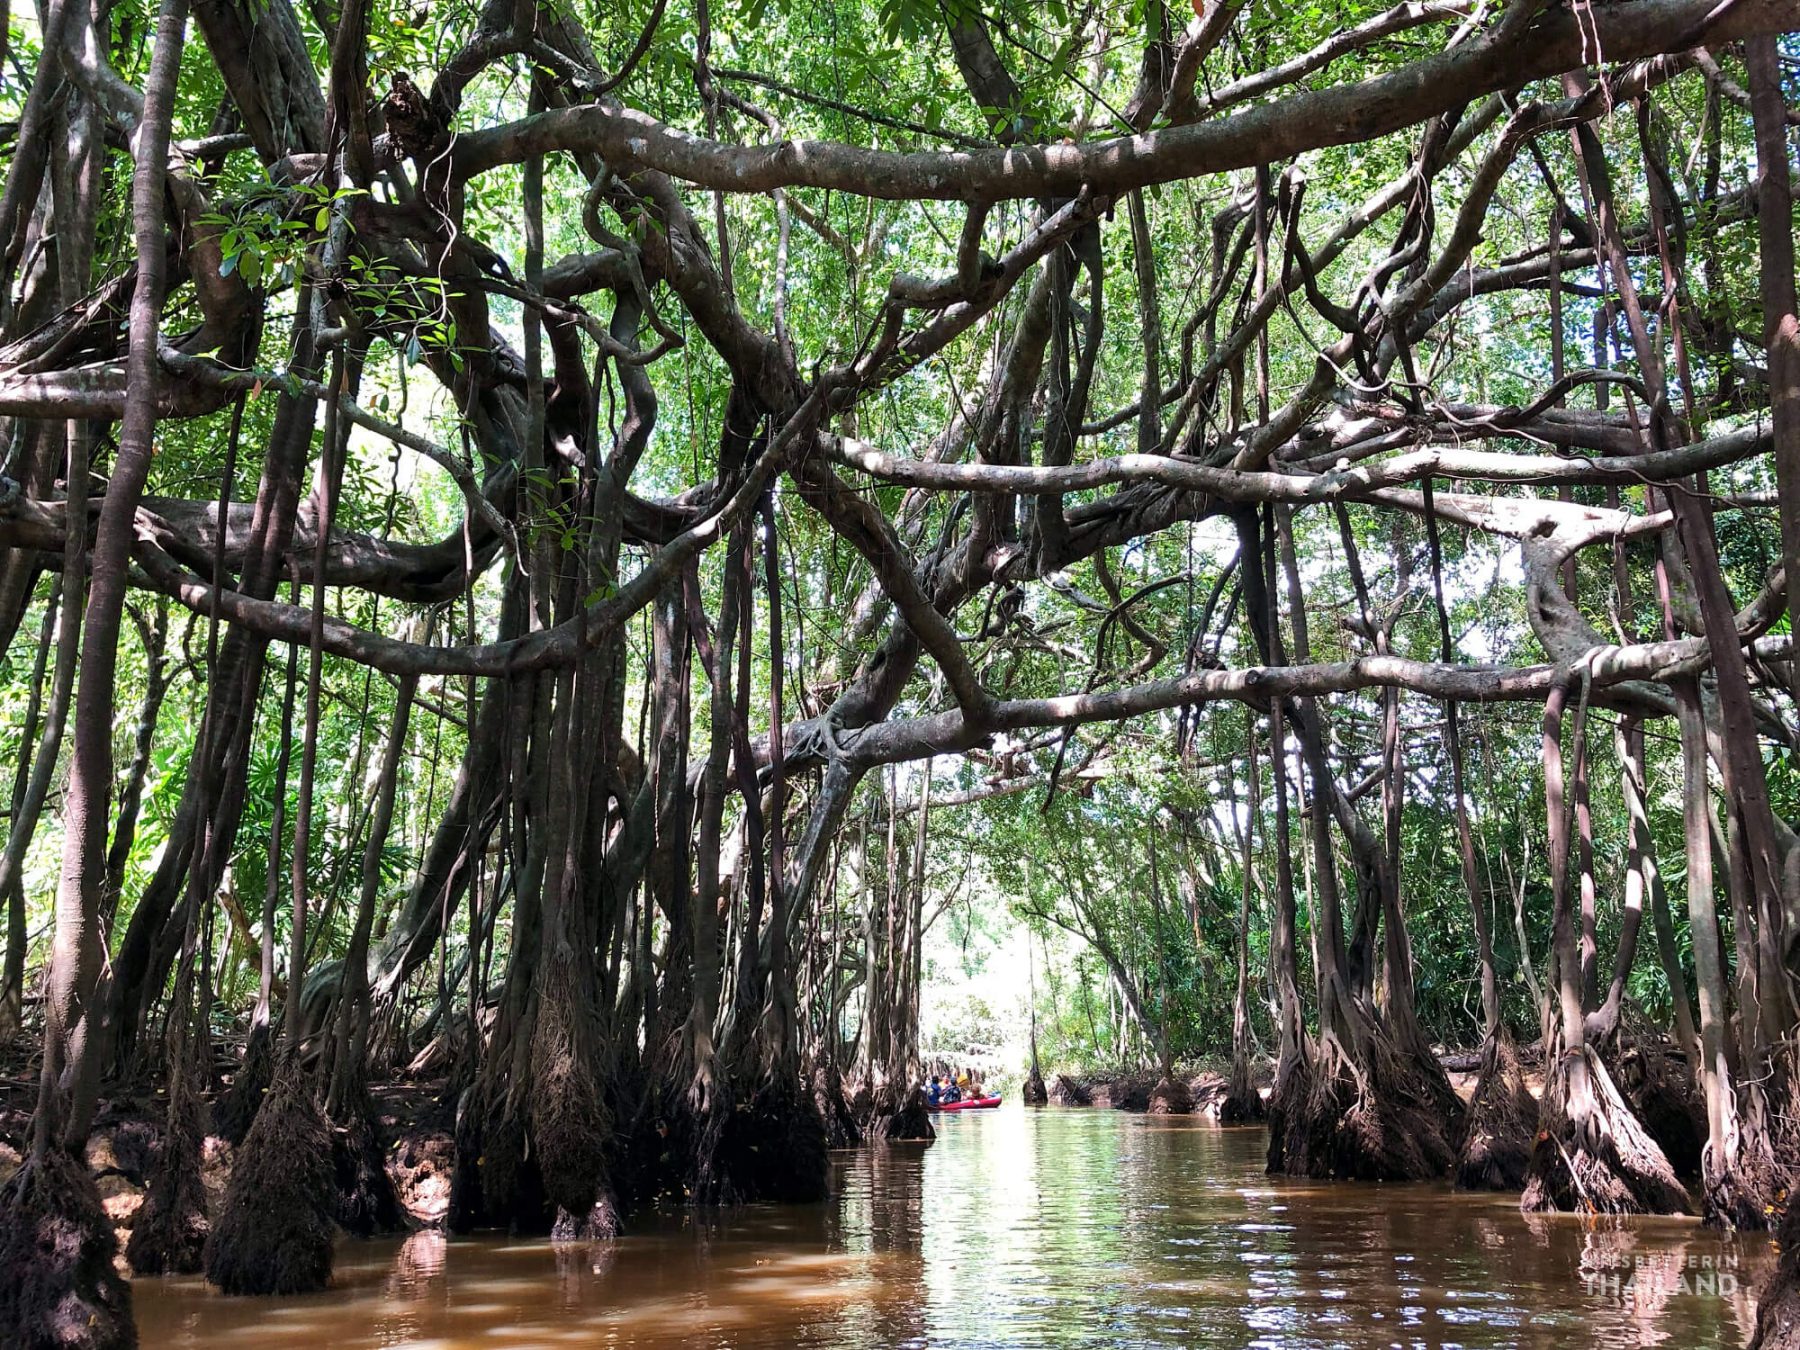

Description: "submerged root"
811 1064 862 1149
1521 1045 1691 1217
717 1076 830 1203
1217 1054 1266 1124
1279 1027 1458 1182
213 1021 274 1146
204 1056 337 1295
1455 1031 1537 1192
551 1194 622 1242
870 1084 934 1142
0 1149 136 1350
331 1083 407 1237
126 1055 210 1274
528 957 611 1222
1147 1076 1194 1115
1021 1068 1048 1106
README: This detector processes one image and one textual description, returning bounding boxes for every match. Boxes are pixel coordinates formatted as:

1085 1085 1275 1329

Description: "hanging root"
0 1148 136 1350
717 1074 830 1203
528 955 611 1223
331 1082 407 1237
126 1054 210 1274
1021 1068 1048 1106
214 1020 274 1147
1455 1030 1537 1192
1278 1024 1458 1182
1147 1075 1194 1115
1521 1044 1692 1216
203 1055 337 1295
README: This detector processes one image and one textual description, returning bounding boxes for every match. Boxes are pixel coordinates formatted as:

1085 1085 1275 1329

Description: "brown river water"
131 1107 1774 1348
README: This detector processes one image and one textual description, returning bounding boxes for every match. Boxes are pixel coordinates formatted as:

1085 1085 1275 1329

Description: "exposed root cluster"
212 1021 273 1146
528 958 611 1222
1146 1076 1193 1115
811 1064 863 1149
126 1057 209 1274
0 1149 137 1350
331 1082 407 1237
1278 1029 1458 1182
204 1059 337 1295
1454 1031 1537 1192
1603 1022 1705 1181
716 1076 830 1203
868 1084 934 1142
1521 1046 1691 1217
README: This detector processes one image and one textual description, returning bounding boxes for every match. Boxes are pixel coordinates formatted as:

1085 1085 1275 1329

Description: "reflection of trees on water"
133 1117 1775 1349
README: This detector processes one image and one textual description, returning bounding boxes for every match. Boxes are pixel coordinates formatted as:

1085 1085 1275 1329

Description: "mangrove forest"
0 0 1797 1344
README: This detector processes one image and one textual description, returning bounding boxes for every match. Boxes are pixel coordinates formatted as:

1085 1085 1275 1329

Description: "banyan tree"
0 0 1795 1345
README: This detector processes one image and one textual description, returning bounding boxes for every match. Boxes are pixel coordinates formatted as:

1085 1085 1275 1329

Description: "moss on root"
203 1058 337 1295
0 1149 137 1350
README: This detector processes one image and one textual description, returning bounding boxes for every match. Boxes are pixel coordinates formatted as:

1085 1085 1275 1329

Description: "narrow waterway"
132 1107 1772 1348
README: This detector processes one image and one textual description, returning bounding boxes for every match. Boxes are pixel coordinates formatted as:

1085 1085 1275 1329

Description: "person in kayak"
926 1076 943 1106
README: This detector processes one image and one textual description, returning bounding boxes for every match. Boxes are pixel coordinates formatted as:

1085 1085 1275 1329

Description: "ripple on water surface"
131 1108 1771 1348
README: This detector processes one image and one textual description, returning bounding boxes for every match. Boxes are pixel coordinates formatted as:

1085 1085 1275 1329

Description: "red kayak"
928 1094 1001 1112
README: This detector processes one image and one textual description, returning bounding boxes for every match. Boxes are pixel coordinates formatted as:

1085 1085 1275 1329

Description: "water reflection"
131 1109 1771 1348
